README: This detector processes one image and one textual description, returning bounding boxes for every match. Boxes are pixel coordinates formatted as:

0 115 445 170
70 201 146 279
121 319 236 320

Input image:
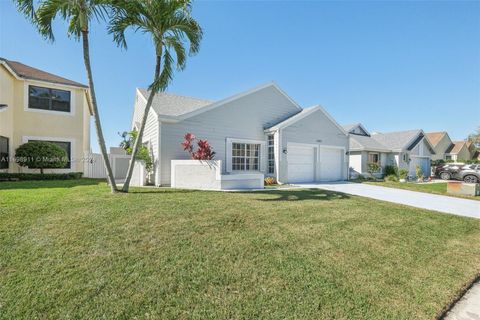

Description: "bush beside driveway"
1 179 480 319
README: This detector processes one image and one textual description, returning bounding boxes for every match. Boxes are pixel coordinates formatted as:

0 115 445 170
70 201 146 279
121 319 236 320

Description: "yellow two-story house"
0 57 91 173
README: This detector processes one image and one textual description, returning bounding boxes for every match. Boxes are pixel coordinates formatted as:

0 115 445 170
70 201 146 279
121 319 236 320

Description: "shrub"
0 172 82 181
384 165 398 176
385 174 398 182
181 133 216 160
415 165 423 180
264 177 277 185
367 162 381 180
399 168 408 180
119 130 154 175
15 141 67 174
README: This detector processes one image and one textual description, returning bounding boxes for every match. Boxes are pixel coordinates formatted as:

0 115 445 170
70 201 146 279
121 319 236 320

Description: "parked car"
436 164 480 183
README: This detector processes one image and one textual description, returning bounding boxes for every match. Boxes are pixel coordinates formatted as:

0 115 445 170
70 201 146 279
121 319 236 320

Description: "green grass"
1 179 479 319
364 181 480 201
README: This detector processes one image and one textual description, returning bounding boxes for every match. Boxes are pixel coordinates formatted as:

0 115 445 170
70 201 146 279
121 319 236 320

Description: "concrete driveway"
295 182 480 219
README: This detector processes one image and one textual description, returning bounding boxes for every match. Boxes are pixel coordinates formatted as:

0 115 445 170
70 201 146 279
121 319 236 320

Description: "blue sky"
1 0 479 151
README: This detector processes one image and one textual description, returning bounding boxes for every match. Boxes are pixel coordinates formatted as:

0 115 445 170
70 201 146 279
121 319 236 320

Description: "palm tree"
109 0 202 192
14 0 118 193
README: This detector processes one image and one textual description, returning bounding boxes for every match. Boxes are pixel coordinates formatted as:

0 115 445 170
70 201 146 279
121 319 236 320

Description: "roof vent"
0 104 7 110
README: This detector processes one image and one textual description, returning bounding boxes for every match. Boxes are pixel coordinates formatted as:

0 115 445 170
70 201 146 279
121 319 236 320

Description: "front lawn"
364 181 480 201
1 180 479 319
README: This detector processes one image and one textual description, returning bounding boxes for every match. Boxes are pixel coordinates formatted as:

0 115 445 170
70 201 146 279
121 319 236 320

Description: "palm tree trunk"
122 54 161 192
81 30 118 193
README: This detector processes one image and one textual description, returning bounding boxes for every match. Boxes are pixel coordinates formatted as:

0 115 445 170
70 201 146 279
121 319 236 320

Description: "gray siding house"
131 83 349 186
344 123 435 178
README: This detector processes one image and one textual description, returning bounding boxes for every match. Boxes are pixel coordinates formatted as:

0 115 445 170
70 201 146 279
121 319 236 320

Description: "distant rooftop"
0 57 87 88
447 141 467 154
425 132 447 147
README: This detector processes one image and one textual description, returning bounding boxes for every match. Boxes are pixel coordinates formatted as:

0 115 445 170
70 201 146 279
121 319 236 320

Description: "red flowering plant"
181 133 216 160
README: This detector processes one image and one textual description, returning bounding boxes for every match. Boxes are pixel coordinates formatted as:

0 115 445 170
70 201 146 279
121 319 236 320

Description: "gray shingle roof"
138 89 213 117
371 130 422 151
349 135 390 152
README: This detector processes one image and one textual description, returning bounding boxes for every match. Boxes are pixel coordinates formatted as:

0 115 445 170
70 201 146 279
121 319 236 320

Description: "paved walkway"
445 281 480 320
294 182 480 219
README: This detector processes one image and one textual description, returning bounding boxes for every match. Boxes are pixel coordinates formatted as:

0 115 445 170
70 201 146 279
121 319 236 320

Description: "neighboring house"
445 141 472 161
425 131 454 161
344 123 435 178
466 141 476 159
0 57 91 173
131 82 349 186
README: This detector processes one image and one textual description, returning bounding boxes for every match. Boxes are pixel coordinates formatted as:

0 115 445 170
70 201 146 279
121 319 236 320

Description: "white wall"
160 86 300 185
279 109 349 183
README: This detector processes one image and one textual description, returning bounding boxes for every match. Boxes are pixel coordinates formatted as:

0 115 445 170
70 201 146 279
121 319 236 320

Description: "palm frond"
13 0 36 21
110 0 202 93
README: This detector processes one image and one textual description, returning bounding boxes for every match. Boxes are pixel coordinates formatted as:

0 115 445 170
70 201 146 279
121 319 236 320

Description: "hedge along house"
344 123 435 178
130 82 349 186
0 58 91 174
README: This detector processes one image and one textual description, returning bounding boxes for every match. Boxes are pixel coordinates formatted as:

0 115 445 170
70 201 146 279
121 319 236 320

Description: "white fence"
84 152 132 180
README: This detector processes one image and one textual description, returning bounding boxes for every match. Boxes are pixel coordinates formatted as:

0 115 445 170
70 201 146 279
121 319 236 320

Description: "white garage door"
409 157 430 177
319 147 343 181
287 145 315 183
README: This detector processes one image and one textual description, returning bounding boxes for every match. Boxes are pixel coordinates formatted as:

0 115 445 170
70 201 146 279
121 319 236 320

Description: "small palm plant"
109 0 203 192
14 0 118 193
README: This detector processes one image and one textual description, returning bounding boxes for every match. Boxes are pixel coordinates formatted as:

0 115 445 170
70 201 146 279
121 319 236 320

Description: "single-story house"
344 123 435 178
131 82 349 186
425 131 454 161
445 141 472 161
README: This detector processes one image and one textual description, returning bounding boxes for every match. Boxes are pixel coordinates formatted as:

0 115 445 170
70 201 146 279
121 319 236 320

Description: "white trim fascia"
403 130 435 154
265 104 348 137
348 123 371 136
410 155 431 159
225 137 267 173
22 135 76 172
23 80 76 117
136 82 302 123
177 82 302 121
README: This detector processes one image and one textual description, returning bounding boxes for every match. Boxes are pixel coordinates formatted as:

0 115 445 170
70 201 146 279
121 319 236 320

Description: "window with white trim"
29 85 71 113
232 143 260 171
267 135 275 174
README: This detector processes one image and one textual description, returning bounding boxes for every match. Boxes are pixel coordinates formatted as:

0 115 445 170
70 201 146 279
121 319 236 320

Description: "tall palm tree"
109 0 202 192
14 0 118 193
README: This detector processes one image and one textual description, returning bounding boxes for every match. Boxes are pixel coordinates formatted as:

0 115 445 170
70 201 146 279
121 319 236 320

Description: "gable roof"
342 123 370 136
371 130 423 152
425 131 448 147
447 141 468 154
265 104 347 136
349 134 390 152
137 89 213 118
138 82 302 122
0 57 88 88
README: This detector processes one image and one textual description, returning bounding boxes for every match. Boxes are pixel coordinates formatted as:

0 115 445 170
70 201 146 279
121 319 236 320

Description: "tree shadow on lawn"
240 188 350 202
128 188 203 195
0 178 104 190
